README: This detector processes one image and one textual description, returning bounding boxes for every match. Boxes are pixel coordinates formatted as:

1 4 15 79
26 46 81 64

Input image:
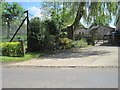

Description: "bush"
59 32 68 38
27 17 60 52
44 19 60 35
1 42 24 57
27 17 42 52
75 34 95 46
71 38 88 48
59 38 72 49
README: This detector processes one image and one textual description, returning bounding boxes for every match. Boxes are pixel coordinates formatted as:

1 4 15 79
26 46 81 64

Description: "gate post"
92 34 95 46
26 10 30 51
18 37 25 57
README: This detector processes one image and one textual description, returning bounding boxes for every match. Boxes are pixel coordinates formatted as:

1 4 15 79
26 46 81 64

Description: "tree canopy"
2 2 25 38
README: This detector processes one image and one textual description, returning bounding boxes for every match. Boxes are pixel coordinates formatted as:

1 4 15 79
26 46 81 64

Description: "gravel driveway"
8 43 119 67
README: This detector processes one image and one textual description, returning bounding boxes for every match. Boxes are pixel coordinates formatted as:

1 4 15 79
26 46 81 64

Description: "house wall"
116 17 120 32
97 26 114 36
74 28 89 34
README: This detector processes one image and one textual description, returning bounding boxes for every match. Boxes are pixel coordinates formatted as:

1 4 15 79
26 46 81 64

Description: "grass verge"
0 53 43 62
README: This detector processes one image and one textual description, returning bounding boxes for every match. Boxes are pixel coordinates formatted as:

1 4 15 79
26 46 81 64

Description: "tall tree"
2 2 25 38
67 2 119 39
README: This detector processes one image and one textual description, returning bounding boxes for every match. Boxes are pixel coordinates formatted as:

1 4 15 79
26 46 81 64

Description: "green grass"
0 52 43 62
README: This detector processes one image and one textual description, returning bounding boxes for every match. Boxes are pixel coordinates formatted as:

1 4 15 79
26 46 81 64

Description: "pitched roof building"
89 26 115 36
74 27 89 34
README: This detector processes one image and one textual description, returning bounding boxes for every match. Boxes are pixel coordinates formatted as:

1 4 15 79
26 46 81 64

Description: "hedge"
0 42 24 57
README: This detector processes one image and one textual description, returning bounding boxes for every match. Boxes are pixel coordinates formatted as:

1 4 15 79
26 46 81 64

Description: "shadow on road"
100 43 120 47
40 50 110 59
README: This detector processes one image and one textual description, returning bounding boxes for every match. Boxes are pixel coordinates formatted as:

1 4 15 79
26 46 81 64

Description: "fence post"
112 34 115 45
18 38 25 57
92 34 95 46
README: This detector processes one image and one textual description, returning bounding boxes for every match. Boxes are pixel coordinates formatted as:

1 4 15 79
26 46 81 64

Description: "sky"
5 0 117 28
18 2 42 18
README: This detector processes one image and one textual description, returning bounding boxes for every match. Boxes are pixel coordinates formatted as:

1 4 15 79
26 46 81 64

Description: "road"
2 67 118 88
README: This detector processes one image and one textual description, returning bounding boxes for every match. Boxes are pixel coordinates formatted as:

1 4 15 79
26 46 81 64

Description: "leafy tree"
2 2 25 38
86 2 118 27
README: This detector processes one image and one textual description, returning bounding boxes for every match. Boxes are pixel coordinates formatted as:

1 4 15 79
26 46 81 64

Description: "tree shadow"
39 50 110 60
100 43 120 47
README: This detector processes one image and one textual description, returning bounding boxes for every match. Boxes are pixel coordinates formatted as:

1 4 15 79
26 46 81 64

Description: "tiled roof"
89 25 115 30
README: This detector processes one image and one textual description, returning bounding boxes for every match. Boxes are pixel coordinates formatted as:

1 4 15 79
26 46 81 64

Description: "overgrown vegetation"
27 17 92 52
59 38 72 49
71 39 89 48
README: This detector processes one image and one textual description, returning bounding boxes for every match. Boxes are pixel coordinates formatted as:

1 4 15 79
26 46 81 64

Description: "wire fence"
1 12 35 48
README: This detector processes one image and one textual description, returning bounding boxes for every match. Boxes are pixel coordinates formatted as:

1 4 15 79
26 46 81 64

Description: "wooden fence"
108 34 120 45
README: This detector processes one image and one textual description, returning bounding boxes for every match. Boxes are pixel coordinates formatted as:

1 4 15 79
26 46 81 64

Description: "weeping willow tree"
67 2 119 39
86 2 119 27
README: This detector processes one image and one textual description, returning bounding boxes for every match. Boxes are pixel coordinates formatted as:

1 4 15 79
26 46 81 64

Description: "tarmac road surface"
2 67 118 88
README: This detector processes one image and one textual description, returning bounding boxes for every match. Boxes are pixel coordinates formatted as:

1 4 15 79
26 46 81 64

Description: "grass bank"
0 53 43 62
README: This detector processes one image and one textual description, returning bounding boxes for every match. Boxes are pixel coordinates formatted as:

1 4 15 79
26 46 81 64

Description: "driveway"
7 43 119 67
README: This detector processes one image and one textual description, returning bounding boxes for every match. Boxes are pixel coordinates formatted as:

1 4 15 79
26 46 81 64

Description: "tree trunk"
67 2 85 40
7 21 10 39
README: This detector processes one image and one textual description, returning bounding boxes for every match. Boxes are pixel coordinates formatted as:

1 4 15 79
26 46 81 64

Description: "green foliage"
71 38 88 48
2 2 25 21
59 38 72 49
85 2 118 26
44 19 59 35
28 17 45 51
1 42 24 57
28 17 59 52
59 31 68 38
2 2 25 38
75 34 94 45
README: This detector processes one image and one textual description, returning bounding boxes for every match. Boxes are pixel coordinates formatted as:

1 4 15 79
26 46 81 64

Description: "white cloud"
60 4 63 8
28 6 51 20
28 7 42 19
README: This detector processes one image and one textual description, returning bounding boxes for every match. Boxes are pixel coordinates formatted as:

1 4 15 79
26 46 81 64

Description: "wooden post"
107 35 109 44
19 38 25 57
103 35 104 43
92 34 95 46
112 34 115 45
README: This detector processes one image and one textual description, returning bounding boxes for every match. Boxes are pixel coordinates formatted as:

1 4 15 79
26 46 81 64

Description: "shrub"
75 34 95 46
44 19 60 35
59 38 72 49
1 42 24 57
27 17 42 52
59 32 68 38
27 17 60 52
71 38 88 48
